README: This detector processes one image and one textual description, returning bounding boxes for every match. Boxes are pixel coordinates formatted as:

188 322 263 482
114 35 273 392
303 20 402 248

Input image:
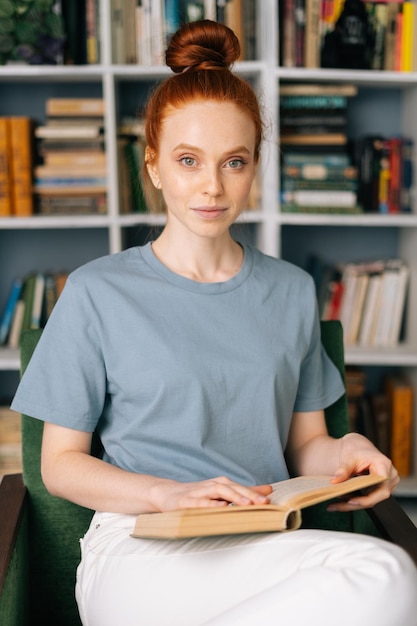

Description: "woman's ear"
145 147 161 189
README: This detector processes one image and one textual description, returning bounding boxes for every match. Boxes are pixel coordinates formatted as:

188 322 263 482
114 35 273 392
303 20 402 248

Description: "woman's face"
147 100 257 240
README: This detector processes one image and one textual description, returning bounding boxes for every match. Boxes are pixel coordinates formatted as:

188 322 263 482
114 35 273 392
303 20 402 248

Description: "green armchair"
1 322 417 626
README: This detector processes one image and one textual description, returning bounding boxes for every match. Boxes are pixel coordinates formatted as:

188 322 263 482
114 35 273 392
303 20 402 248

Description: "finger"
211 478 270 504
252 484 273 496
330 466 351 484
179 482 263 507
327 482 392 512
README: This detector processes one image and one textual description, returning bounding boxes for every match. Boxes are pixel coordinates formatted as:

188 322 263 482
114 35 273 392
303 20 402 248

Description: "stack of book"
34 98 107 215
308 255 410 348
0 117 34 217
345 367 413 477
280 0 416 72
112 0 257 64
354 135 414 213
0 272 68 349
280 83 359 213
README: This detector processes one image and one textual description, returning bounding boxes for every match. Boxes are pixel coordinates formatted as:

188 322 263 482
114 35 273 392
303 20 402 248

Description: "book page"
269 474 385 510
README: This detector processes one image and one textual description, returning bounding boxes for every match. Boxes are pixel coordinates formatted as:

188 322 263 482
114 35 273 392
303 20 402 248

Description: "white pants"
76 511 417 626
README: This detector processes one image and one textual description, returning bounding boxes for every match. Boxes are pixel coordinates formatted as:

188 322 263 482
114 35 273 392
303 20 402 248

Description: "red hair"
143 20 264 211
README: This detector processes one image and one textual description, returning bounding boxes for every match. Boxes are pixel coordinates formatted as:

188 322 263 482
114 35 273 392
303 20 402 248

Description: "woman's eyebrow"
172 143 252 155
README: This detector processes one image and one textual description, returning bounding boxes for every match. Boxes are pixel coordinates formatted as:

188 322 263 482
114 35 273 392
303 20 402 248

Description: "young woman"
12 20 417 626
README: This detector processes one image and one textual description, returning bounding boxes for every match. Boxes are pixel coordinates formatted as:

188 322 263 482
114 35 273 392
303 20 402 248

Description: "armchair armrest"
0 474 27 593
368 496 417 567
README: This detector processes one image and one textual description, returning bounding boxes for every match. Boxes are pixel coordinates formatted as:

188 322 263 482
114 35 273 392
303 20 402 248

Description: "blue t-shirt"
11 243 345 485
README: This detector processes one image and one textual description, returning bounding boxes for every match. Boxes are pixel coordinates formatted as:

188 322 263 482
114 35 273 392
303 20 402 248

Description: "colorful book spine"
0 277 23 344
280 95 348 109
401 1 414 71
0 118 13 217
9 117 33 216
385 375 413 477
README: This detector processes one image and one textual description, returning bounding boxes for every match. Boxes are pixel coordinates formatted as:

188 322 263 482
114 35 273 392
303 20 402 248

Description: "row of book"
309 255 410 347
0 0 259 67
354 134 413 213
34 98 108 215
0 99 110 217
280 83 360 212
0 272 68 349
346 367 414 476
0 99 155 218
279 84 414 214
112 0 257 65
280 0 417 72
281 137 414 214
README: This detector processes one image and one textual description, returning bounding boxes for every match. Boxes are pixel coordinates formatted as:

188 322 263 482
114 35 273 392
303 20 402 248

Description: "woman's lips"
192 206 227 218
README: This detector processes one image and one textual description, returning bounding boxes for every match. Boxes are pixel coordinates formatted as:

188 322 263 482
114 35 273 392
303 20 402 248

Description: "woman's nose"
203 166 223 196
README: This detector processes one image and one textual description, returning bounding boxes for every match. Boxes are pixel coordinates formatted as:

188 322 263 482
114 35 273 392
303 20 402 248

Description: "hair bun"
166 19 240 74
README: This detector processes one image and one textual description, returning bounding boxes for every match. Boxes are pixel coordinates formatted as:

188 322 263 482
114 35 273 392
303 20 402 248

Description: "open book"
132 474 385 539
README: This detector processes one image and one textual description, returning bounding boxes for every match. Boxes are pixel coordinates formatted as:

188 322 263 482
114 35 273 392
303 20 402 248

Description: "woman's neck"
151 231 244 283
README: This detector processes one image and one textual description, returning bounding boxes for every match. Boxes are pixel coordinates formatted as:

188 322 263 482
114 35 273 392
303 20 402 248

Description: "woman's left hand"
327 432 399 511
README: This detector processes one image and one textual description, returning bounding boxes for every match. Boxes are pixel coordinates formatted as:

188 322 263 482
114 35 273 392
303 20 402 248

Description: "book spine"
20 274 36 334
7 300 25 349
387 138 402 213
204 0 217 20
281 189 356 206
294 0 306 66
282 0 296 67
304 0 321 68
386 377 413 477
151 0 165 64
46 98 105 117
123 140 146 212
371 3 388 70
283 164 357 180
124 0 138 64
164 0 181 40
282 178 357 191
0 117 13 216
378 142 390 213
9 117 33 216
31 274 46 329
394 9 403 71
0 277 23 345
225 0 245 59
401 138 413 212
86 0 99 63
384 2 399 71
283 153 351 167
401 1 413 71
280 95 348 108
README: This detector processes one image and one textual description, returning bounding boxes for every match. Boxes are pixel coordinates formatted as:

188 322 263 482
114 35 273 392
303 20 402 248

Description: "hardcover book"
132 474 385 539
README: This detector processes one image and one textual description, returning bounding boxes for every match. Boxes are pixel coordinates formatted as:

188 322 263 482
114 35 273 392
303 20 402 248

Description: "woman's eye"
180 156 197 167
227 159 245 169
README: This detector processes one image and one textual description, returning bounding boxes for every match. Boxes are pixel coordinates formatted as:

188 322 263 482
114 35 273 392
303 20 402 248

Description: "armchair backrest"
20 329 92 626
18 320 376 625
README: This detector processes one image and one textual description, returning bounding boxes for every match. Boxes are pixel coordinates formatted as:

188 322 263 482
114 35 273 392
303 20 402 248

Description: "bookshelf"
1 0 417 494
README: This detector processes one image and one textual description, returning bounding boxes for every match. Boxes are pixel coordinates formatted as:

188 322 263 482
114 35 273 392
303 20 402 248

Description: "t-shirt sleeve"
11 274 106 432
292 296 345 413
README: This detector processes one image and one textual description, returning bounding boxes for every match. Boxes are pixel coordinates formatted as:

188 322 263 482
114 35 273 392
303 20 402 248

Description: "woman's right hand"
41 422 271 515
149 476 272 512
